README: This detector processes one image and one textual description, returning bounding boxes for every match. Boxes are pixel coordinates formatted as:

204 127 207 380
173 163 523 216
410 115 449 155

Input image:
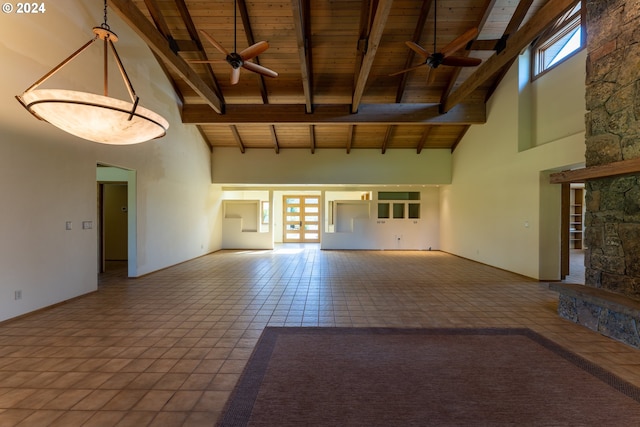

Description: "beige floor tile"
0 247 637 426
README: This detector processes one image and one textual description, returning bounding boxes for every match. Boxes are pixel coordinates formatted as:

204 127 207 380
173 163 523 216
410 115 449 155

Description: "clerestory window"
532 1 584 79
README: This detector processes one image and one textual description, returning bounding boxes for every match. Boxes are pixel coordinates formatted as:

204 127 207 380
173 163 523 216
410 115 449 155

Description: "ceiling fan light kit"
15 0 169 145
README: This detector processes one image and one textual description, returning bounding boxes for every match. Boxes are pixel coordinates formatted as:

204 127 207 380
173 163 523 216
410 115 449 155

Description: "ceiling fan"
188 0 278 85
390 0 482 81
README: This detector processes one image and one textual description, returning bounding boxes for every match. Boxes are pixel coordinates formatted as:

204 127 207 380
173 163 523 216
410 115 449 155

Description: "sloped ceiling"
108 0 580 154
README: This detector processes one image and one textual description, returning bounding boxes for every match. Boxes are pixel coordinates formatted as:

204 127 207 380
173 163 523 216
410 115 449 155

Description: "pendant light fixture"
15 0 169 145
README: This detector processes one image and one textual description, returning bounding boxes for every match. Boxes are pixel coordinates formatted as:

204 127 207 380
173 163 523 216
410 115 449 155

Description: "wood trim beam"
440 0 496 104
309 126 315 154
381 126 393 154
395 0 433 103
174 40 199 52
450 125 470 152
108 0 224 113
270 125 280 154
230 125 245 153
561 183 570 278
174 0 223 99
467 39 500 51
238 0 269 104
354 0 376 90
503 0 535 41
143 0 172 40
416 126 432 154
484 0 535 100
182 102 486 125
346 124 354 154
174 0 201 48
441 0 578 113
291 0 313 113
352 0 394 113
196 126 213 151
549 158 640 184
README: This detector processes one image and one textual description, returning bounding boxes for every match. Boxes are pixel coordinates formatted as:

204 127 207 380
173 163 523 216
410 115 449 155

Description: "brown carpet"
218 328 640 426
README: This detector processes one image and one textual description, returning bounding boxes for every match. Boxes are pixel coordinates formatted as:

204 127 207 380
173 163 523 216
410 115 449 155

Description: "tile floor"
0 245 639 426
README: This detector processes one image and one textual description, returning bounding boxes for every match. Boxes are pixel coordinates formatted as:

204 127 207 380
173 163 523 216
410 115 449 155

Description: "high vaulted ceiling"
109 0 580 153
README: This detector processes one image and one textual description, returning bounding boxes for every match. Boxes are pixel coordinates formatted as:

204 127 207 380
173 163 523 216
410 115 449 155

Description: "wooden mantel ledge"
550 157 640 183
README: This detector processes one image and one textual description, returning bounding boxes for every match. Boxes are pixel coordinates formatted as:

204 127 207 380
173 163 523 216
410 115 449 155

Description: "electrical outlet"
14 290 22 300
65 221 72 230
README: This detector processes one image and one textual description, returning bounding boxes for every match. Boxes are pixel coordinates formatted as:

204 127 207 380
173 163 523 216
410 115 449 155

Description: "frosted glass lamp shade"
18 89 169 145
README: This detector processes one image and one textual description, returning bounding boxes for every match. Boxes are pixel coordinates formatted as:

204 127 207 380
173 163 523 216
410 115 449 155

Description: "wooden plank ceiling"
109 0 579 153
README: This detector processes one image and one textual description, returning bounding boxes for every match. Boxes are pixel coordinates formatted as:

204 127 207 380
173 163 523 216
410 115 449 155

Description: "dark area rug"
217 327 640 426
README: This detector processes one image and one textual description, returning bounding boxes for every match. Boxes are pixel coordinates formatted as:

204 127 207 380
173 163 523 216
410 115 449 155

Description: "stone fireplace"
550 0 640 348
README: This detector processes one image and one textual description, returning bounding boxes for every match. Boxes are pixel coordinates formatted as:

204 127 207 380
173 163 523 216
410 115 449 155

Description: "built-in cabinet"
323 190 439 250
222 200 272 249
570 187 584 249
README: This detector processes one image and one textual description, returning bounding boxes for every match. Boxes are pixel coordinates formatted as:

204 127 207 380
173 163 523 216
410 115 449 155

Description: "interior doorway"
97 165 137 277
98 183 128 273
283 195 321 243
560 182 585 282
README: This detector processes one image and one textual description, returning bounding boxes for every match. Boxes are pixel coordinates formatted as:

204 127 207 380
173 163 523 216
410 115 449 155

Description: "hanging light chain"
101 0 110 30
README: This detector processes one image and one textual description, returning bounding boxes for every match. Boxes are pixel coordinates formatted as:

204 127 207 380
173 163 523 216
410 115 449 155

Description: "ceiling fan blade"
240 41 270 61
230 68 241 85
441 56 483 67
405 41 430 58
242 61 278 78
427 67 436 84
389 63 427 77
199 30 229 56
440 27 479 58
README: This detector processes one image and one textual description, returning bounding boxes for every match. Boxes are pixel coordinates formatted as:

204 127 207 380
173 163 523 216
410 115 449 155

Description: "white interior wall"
212 148 452 185
322 187 440 250
0 1 221 322
440 51 587 280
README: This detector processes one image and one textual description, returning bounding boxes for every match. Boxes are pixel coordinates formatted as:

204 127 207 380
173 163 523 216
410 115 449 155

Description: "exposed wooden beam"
561 182 570 278
450 125 470 152
174 0 223 99
269 126 280 154
381 126 393 154
503 0 536 42
416 126 432 154
549 158 640 184
484 0 535 100
143 0 172 41
174 0 201 47
352 0 394 113
440 0 496 104
467 39 500 51
354 0 376 89
291 0 313 113
230 125 246 153
182 102 486 125
196 126 213 151
174 39 200 52
108 0 223 113
346 124 354 154
441 0 579 113
309 126 316 154
238 0 269 104
395 0 433 103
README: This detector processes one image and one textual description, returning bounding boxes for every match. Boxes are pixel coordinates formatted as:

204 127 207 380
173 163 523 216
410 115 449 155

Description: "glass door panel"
283 195 321 243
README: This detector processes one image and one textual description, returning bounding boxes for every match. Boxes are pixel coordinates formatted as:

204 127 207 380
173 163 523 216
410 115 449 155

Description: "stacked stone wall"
585 0 640 298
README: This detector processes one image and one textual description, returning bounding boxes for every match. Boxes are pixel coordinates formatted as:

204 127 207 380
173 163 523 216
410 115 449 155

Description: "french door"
283 196 320 243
